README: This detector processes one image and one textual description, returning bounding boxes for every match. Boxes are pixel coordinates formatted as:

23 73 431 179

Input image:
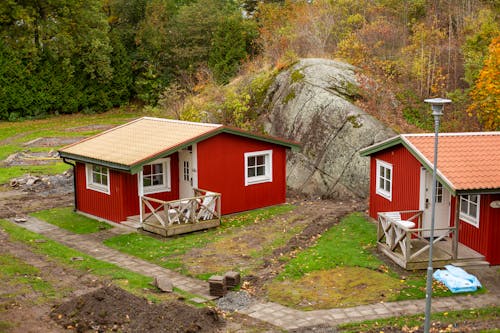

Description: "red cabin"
361 132 500 268
59 117 299 235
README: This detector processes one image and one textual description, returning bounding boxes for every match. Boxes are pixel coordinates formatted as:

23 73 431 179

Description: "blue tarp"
433 265 482 293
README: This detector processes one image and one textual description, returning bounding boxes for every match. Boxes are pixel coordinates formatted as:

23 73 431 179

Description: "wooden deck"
379 238 486 270
132 188 221 237
377 211 487 270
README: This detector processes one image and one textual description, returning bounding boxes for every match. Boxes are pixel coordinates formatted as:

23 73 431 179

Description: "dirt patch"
241 198 366 293
0 229 104 333
23 137 86 148
51 285 223 333
0 225 280 333
64 124 115 132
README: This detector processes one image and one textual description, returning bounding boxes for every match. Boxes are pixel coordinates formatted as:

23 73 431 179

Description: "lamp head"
424 98 451 117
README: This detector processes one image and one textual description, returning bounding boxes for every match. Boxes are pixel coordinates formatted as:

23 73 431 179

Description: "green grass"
267 213 473 309
104 205 294 276
30 207 112 234
338 306 500 333
0 107 142 184
0 219 153 293
0 253 56 301
277 213 380 279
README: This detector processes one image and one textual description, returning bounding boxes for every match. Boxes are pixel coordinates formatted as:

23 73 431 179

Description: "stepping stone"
154 276 174 292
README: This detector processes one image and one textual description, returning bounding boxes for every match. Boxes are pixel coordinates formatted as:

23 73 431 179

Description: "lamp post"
423 98 451 333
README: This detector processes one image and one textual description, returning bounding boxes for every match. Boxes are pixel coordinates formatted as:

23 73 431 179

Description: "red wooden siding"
197 133 287 215
368 145 422 219
75 162 126 222
75 154 179 222
451 194 500 265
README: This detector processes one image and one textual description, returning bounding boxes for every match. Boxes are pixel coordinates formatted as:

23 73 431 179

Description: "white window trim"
85 163 110 195
376 159 392 201
244 150 273 186
459 194 480 228
141 158 171 194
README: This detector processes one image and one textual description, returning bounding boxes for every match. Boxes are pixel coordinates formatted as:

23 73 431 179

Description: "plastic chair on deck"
197 192 217 221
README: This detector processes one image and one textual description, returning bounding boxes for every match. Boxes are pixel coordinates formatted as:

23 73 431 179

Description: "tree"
0 0 118 119
468 36 500 131
209 15 258 83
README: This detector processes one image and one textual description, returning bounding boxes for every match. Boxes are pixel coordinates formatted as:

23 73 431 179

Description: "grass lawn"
104 204 295 278
338 306 500 332
0 219 153 295
266 213 476 310
0 253 56 302
30 207 112 234
0 107 143 184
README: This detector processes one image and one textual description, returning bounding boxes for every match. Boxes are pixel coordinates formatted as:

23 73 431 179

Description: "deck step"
121 220 141 229
450 260 490 269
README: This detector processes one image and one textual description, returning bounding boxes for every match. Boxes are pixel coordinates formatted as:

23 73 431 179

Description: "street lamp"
423 97 451 333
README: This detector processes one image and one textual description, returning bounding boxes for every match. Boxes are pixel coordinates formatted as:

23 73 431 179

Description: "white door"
420 168 451 237
179 149 194 198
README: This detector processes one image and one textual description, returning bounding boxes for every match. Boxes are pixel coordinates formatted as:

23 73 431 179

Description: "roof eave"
359 135 402 156
456 188 500 195
58 151 131 172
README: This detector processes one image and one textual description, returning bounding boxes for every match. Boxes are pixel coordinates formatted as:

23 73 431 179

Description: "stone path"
8 217 499 331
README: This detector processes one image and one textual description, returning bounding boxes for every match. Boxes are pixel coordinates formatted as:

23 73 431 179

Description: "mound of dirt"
51 285 223 333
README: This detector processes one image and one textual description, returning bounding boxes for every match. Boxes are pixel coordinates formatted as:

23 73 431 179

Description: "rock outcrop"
262 58 394 199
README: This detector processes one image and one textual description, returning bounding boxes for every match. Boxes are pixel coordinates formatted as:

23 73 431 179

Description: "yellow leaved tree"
468 36 500 131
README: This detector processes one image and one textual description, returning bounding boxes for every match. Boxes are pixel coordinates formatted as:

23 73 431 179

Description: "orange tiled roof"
403 132 500 191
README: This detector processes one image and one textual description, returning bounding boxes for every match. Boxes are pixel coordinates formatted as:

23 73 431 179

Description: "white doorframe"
419 167 451 237
178 144 198 198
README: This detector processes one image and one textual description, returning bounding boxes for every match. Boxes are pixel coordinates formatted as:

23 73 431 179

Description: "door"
420 168 451 237
179 149 194 198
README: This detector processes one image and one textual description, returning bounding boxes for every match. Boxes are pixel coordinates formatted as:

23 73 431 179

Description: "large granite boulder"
262 58 395 199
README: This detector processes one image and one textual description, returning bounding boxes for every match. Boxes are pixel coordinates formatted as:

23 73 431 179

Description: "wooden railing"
140 188 221 228
377 210 456 263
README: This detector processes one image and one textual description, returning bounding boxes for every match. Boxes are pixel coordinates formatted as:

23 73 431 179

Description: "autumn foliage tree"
468 36 500 131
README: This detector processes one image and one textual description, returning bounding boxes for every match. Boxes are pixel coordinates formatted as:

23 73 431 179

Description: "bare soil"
0 227 279 333
0 186 73 219
51 285 223 333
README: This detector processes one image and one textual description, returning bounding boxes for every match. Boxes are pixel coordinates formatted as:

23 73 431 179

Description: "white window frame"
459 194 480 228
85 163 110 195
141 158 171 194
244 150 273 186
376 159 392 201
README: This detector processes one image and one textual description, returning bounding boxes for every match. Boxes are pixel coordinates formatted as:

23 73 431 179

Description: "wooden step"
450 260 490 269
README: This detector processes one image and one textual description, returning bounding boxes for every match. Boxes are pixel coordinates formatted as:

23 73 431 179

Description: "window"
86 164 110 194
435 181 443 203
460 194 480 227
376 160 392 201
142 158 171 194
245 150 273 186
183 160 190 181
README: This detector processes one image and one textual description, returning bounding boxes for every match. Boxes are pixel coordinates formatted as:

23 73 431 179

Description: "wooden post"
217 194 221 223
452 195 460 259
405 229 411 260
140 196 144 227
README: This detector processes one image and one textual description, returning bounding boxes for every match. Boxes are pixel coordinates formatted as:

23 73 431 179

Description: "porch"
129 188 221 237
377 211 487 270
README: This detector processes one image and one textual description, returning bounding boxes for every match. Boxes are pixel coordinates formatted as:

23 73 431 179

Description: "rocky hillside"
262 59 395 199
